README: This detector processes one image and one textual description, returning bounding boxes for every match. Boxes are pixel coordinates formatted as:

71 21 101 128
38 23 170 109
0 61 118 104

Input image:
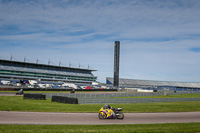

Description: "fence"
45 91 200 99
77 98 200 104
43 91 200 104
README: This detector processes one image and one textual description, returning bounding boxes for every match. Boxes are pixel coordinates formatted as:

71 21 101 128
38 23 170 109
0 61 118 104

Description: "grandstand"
0 59 97 84
106 77 200 90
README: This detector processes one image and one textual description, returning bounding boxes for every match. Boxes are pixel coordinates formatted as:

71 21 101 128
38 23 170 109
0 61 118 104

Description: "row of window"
0 70 97 82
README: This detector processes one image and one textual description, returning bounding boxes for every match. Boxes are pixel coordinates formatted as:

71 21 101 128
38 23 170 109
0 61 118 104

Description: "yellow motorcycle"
98 106 124 119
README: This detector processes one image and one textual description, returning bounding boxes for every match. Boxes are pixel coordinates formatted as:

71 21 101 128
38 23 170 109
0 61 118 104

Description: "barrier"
68 97 78 104
23 93 46 100
78 97 200 104
45 91 200 99
51 96 78 104
51 96 60 102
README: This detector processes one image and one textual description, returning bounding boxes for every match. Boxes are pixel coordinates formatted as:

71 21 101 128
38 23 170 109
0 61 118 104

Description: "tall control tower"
113 41 120 89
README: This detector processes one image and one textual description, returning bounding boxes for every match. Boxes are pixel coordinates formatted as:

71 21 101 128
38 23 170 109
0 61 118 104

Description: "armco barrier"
44 91 200 104
23 93 46 100
51 96 78 104
78 98 200 104
45 91 200 99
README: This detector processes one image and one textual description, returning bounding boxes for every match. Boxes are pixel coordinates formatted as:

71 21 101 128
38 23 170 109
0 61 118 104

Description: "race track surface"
0 111 200 125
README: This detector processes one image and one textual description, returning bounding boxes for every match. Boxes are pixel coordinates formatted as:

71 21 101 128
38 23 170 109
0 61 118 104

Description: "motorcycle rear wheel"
116 113 124 119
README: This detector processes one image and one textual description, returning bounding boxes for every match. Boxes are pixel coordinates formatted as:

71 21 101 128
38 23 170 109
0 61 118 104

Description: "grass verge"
0 123 200 133
0 96 200 112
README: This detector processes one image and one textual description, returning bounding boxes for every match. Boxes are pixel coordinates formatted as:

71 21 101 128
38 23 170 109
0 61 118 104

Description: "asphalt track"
0 111 200 125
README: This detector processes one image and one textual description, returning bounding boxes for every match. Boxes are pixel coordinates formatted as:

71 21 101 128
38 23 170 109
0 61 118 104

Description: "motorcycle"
98 106 124 119
16 89 23 95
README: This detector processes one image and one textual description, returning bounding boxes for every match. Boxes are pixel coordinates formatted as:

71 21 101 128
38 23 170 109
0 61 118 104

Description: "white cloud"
0 0 200 83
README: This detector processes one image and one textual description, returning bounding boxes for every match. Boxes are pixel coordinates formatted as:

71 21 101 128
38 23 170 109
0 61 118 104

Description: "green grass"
0 96 200 132
0 96 103 112
0 123 200 133
0 96 200 112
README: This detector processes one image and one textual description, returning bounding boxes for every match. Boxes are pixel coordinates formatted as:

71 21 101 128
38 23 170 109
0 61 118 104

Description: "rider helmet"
103 104 111 109
103 104 108 109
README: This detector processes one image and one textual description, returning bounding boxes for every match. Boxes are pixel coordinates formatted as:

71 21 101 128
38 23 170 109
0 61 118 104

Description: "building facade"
0 59 97 84
106 77 200 90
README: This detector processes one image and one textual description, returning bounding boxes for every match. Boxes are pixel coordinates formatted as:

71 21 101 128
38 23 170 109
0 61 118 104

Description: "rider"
101 104 115 117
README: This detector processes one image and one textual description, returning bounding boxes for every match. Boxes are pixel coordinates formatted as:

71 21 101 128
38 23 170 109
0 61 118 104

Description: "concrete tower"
113 41 120 89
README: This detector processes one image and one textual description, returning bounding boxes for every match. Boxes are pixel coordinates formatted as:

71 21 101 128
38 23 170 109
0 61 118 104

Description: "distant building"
0 59 97 84
106 77 200 91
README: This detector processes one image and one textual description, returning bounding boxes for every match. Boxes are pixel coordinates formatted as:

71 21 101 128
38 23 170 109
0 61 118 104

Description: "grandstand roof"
0 59 96 72
106 77 200 88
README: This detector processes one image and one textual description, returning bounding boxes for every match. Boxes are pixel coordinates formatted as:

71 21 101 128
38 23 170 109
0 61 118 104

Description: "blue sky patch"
1 0 200 83
190 48 200 52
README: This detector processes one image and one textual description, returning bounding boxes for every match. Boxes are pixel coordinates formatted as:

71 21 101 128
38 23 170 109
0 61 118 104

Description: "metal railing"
44 91 200 104
45 91 200 99
78 98 200 104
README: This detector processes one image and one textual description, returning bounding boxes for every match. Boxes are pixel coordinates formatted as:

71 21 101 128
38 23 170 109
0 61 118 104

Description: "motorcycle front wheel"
98 112 106 119
116 113 124 119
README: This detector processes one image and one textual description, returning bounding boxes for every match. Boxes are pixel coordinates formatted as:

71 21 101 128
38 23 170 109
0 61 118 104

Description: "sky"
0 0 200 83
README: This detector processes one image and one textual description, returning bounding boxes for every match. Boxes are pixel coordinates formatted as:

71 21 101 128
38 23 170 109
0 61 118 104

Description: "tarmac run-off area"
0 111 200 125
